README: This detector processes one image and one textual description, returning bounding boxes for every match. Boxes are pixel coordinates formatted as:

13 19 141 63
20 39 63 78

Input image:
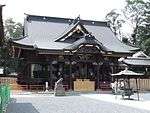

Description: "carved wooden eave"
63 34 108 55
103 52 133 57
10 40 35 50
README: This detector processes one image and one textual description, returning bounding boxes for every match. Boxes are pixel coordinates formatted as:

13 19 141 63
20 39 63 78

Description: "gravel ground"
6 94 150 113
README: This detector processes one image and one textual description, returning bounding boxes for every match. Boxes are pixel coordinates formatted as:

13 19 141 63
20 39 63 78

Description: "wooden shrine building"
10 14 139 90
121 51 150 76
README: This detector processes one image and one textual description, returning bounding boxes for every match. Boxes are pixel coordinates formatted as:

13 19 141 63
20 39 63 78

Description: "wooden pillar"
128 77 131 99
69 56 72 90
116 78 119 94
138 78 141 91
27 63 31 89
136 78 140 101
18 48 21 58
12 46 15 58
97 63 100 89
50 60 53 90
85 62 88 78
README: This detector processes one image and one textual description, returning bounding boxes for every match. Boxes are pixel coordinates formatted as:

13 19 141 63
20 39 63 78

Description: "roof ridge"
127 57 150 60
25 14 108 26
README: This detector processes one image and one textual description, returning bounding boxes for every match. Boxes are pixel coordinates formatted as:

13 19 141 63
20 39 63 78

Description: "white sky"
1 0 126 22
1 0 133 36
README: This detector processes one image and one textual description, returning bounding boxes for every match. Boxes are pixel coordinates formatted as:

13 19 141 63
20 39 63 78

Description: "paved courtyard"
6 92 150 113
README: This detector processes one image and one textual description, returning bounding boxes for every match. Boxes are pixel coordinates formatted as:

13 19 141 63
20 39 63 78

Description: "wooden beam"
12 46 15 58
18 48 21 58
50 60 53 90
69 58 72 90
97 64 100 89
136 78 140 101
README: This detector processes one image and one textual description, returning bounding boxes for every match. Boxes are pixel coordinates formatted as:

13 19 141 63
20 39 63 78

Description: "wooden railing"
11 84 28 90
99 82 111 90
0 77 17 84
10 84 45 91
29 85 45 90
10 84 69 91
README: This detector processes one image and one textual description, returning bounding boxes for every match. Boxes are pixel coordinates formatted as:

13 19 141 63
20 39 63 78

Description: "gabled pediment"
63 34 109 53
55 21 89 43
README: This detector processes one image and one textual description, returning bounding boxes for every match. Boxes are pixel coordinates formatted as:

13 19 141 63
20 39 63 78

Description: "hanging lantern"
71 61 76 65
52 60 57 64
92 62 98 65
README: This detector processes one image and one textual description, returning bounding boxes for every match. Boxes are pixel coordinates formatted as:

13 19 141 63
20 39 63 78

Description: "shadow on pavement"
6 103 39 113
10 98 17 103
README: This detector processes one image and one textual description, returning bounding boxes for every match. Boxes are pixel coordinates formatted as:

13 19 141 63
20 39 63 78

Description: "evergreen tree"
106 0 150 55
4 18 23 39
123 0 146 45
0 17 23 75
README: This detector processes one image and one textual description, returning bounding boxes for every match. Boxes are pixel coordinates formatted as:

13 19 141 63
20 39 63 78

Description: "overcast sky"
1 0 133 36
1 0 126 22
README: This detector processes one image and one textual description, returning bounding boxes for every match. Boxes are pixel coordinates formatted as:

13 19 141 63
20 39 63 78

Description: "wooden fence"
130 79 150 91
1 77 150 91
9 84 45 91
74 79 95 91
0 77 45 91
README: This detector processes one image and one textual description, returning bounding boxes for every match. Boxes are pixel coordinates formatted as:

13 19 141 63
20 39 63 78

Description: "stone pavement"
6 93 150 113
82 93 150 111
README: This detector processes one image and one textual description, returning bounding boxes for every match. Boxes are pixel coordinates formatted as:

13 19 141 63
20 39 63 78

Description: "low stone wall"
74 79 95 92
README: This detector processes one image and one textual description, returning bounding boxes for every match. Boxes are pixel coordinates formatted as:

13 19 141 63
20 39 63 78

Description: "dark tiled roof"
120 51 150 66
132 51 150 58
123 58 150 66
26 14 108 26
12 14 139 53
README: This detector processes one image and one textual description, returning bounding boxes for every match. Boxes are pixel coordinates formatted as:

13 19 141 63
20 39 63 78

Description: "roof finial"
0 5 5 7
73 14 81 24
77 14 80 20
